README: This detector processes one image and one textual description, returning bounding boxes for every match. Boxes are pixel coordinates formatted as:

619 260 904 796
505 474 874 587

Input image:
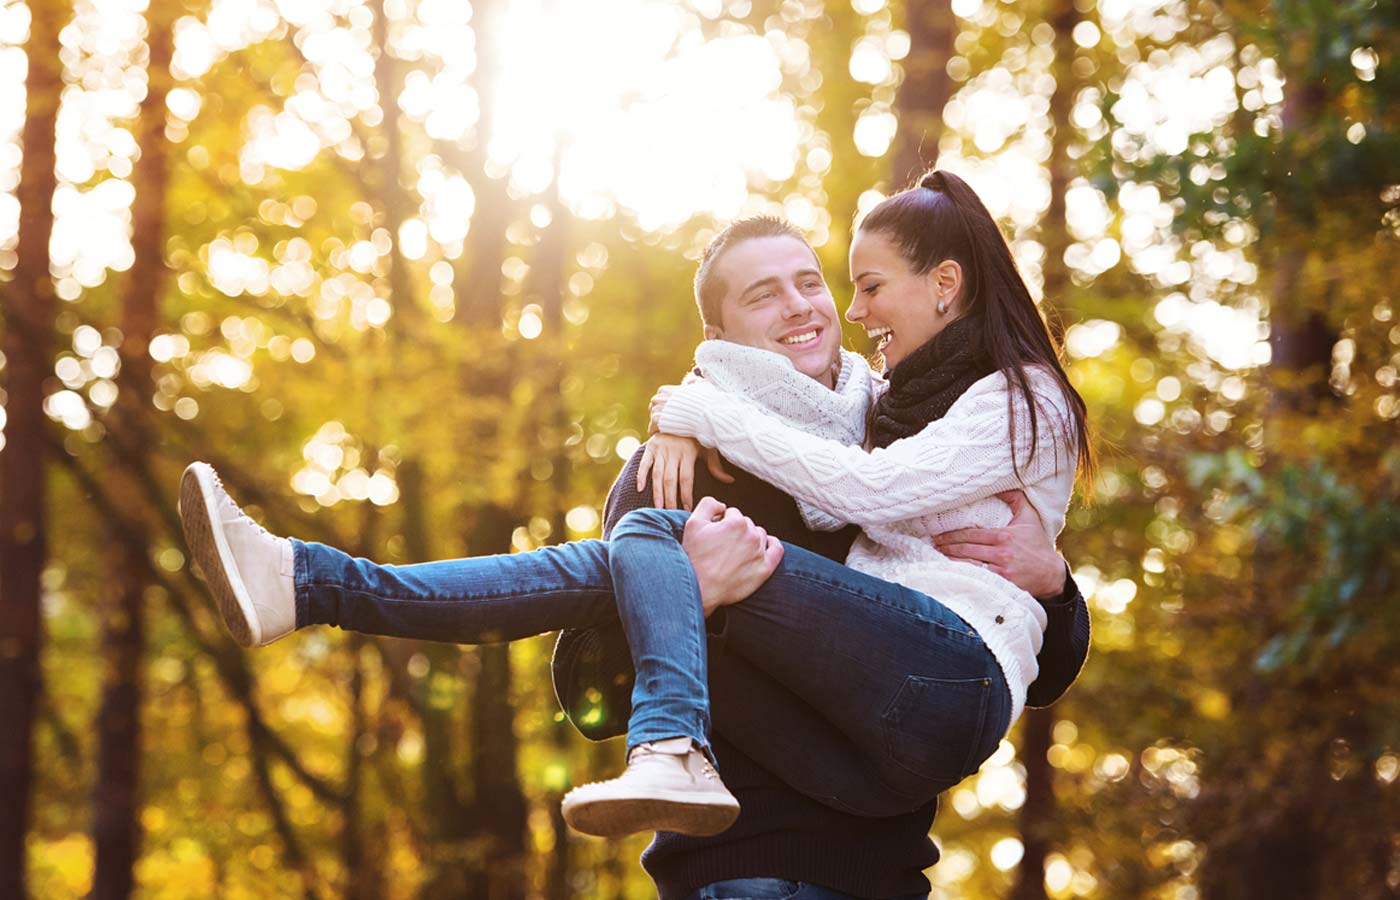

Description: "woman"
179 169 1091 844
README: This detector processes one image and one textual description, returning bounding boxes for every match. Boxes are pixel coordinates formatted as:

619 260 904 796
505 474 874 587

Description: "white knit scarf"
693 341 873 530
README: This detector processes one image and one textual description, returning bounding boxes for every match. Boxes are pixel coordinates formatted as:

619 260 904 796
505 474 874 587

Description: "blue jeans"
686 879 927 900
294 508 1010 814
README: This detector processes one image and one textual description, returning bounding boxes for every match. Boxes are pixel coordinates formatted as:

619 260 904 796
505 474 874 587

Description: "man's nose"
780 287 815 317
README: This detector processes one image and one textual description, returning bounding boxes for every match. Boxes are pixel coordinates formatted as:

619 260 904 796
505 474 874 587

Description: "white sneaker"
179 461 296 648
560 736 740 838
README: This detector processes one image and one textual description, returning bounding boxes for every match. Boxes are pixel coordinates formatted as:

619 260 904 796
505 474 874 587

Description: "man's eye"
801 280 823 291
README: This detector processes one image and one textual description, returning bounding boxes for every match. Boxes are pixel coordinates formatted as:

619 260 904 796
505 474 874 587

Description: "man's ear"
703 324 724 341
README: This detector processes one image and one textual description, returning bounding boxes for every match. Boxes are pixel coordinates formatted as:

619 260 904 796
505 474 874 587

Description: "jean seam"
778 569 982 640
300 581 606 605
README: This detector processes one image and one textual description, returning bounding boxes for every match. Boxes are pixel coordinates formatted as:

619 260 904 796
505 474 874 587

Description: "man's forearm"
1026 567 1090 708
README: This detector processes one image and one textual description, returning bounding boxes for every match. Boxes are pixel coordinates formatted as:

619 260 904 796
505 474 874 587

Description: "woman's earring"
936 299 949 315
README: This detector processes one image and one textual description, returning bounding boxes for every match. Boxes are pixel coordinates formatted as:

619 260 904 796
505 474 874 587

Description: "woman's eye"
861 283 880 296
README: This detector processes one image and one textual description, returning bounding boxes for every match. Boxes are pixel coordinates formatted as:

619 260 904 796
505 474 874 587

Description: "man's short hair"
693 216 818 327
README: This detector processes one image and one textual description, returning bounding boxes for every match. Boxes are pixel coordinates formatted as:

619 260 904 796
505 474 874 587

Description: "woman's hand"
647 370 707 434
647 385 677 435
636 434 734 510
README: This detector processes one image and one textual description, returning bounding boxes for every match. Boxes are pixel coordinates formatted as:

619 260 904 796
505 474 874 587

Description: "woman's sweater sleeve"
656 369 1075 527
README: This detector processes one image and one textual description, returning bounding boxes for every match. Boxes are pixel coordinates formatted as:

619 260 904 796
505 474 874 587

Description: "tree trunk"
1009 708 1054 900
1011 4 1078 896
466 509 529 900
1197 28 1335 900
0 1 64 893
1038 0 1077 341
91 12 175 897
529 183 573 900
892 0 957 185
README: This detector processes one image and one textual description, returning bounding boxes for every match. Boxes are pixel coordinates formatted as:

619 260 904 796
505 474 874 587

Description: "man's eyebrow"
737 275 782 297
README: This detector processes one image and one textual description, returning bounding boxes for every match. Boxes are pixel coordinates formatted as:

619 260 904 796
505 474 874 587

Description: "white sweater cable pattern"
659 360 1079 729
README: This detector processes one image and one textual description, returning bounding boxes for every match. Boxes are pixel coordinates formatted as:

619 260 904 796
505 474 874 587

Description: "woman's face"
846 229 962 369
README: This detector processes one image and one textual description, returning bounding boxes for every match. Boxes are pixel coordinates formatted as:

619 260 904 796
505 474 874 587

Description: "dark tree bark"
1011 5 1079 897
1009 707 1054 900
892 0 957 186
1197 30 1337 900
0 1 64 894
1037 0 1078 343
529 182 573 900
447 0 511 329
466 509 529 900
91 12 176 898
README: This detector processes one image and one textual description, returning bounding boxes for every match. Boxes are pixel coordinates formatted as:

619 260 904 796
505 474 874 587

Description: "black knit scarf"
870 315 997 448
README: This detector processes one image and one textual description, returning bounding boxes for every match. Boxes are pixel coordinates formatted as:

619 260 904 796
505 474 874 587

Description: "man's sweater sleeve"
658 372 1075 527
601 450 649 538
1025 566 1091 708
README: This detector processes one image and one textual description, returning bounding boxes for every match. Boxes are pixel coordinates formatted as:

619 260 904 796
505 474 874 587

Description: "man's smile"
778 327 822 347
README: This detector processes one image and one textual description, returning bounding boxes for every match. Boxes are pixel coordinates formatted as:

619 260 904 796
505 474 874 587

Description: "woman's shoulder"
962 363 1066 402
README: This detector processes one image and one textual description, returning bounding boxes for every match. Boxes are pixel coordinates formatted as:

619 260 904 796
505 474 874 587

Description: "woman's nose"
846 295 865 322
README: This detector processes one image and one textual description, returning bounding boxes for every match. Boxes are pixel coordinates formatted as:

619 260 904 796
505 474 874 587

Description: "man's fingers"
762 535 785 571
997 489 1042 526
934 527 1002 547
705 448 735 484
938 541 1001 565
693 496 725 521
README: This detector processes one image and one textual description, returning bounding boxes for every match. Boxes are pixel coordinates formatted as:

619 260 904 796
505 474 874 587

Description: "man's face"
704 235 842 387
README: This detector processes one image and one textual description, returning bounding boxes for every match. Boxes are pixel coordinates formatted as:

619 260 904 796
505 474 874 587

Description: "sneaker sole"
561 792 739 838
179 463 260 648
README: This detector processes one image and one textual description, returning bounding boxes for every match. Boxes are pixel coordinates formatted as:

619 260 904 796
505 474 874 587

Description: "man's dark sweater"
552 448 1090 899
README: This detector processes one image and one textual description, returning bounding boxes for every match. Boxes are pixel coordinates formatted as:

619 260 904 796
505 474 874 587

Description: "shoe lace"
210 467 279 541
630 743 719 781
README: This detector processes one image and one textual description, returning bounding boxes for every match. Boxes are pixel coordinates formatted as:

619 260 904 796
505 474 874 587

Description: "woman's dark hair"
859 169 1095 495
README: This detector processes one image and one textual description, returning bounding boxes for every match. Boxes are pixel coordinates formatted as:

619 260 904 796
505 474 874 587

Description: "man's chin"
788 351 839 384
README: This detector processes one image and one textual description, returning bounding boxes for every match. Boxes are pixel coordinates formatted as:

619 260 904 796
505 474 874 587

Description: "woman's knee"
611 506 691 541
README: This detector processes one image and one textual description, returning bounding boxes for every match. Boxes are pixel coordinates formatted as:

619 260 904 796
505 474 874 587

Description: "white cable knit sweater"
663 345 1079 729
692 341 873 531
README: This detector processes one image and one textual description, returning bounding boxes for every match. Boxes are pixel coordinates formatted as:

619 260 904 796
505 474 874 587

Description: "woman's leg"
609 507 1011 814
296 535 715 759
182 461 715 757
182 461 740 837
295 538 619 640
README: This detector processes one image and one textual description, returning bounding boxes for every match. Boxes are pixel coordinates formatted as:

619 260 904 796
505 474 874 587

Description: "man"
552 217 1090 899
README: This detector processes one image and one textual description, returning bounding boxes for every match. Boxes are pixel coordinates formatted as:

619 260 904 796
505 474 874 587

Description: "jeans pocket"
698 878 803 899
880 673 993 790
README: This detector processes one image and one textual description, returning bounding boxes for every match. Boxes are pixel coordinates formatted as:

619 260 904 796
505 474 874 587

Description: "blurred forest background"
1 0 1397 896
